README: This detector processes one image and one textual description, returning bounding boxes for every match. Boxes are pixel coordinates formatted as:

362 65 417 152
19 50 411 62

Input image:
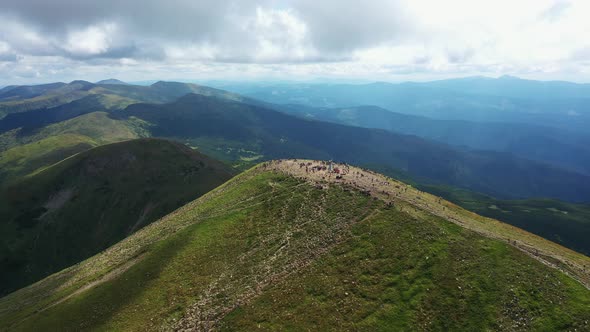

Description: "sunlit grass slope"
0 112 149 186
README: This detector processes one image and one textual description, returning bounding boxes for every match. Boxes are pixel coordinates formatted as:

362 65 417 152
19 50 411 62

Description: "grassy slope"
0 163 587 331
420 184 590 256
0 111 146 152
0 80 245 120
0 112 148 186
0 134 97 186
221 208 587 331
0 138 233 296
0 90 89 119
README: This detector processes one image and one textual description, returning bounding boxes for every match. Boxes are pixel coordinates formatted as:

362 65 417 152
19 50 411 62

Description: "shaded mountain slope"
0 94 116 134
0 83 68 101
0 138 233 296
0 161 587 331
117 93 590 202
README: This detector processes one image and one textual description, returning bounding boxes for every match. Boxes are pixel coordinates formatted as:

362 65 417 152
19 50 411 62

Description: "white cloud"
1 0 590 83
64 23 116 57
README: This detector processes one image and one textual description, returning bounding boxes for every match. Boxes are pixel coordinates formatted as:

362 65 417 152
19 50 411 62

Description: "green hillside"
0 80 245 120
0 134 97 186
420 184 590 256
1 160 587 331
0 111 147 153
0 138 233 296
0 112 149 186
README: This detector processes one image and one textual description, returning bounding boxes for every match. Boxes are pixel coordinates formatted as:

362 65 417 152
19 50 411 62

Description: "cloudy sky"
1 0 589 85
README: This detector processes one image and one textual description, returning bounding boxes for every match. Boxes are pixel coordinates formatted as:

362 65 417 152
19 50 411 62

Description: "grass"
221 208 589 331
0 138 233 296
0 164 588 331
0 133 97 186
421 184 590 256
0 112 147 152
0 112 153 187
0 90 89 118
180 136 270 171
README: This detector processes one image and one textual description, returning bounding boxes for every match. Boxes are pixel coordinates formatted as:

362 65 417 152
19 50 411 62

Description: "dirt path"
174 177 381 331
42 253 147 313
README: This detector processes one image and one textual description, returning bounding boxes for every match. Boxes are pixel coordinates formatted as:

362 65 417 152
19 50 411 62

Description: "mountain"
96 78 129 85
278 104 590 175
114 93 590 203
0 81 248 185
220 80 590 133
419 183 590 256
420 75 590 100
0 138 233 296
0 82 68 101
0 161 587 331
0 94 120 134
0 80 246 120
0 111 147 186
1 80 590 256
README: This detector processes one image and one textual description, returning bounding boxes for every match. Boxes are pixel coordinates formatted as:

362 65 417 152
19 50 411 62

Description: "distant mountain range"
112 93 590 203
277 104 590 175
219 76 590 133
0 78 589 256
415 75 590 100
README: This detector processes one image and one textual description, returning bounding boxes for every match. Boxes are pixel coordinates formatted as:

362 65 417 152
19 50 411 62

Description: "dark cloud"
0 0 410 63
446 48 475 64
63 45 138 60
0 0 247 37
291 0 410 53
0 0 271 61
0 53 18 62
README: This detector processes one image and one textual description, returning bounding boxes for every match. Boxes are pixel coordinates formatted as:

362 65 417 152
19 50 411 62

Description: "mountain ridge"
0 159 587 331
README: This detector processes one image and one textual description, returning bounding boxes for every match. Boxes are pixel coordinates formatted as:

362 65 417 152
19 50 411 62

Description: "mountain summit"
96 79 129 85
